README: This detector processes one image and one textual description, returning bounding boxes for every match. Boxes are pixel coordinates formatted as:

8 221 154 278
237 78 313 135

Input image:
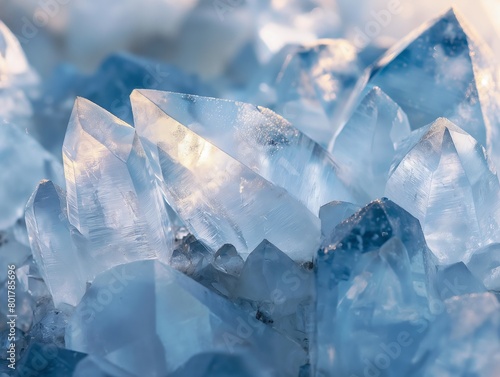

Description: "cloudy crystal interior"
2 2 500 377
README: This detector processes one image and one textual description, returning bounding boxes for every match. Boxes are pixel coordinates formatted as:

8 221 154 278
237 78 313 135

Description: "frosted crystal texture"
366 8 500 170
131 89 353 215
331 87 411 203
66 260 306 377
25 181 86 308
0 124 63 229
250 39 365 146
415 293 500 376
315 198 436 377
385 118 500 265
319 201 360 238
62 98 173 276
131 90 321 260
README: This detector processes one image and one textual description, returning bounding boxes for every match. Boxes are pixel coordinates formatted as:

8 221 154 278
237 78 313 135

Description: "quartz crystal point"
25 180 87 308
66 260 306 377
414 293 500 376
235 240 313 347
62 98 173 275
385 118 500 265
315 198 436 377
331 87 411 203
249 39 365 146
0 124 63 230
131 89 353 215
131 90 321 260
365 8 500 169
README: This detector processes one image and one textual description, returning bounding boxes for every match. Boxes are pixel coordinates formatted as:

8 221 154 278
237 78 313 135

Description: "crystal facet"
66 260 306 377
62 98 173 275
131 90 321 260
366 8 500 170
315 198 435 377
331 87 411 203
131 89 353 215
385 117 500 265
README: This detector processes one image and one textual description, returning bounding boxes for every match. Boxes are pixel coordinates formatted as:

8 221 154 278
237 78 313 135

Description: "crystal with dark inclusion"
385 118 500 265
314 198 436 377
331 87 411 204
66 260 306 377
365 8 500 170
62 98 173 274
247 39 365 147
0 124 63 230
235 240 313 346
131 89 353 215
131 90 321 260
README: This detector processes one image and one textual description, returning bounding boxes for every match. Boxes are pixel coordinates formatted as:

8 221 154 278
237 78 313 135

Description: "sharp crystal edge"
314 198 436 377
25 180 87 308
131 89 321 260
385 117 500 265
66 260 307 377
62 97 173 278
130 89 353 215
366 8 500 171
331 87 411 203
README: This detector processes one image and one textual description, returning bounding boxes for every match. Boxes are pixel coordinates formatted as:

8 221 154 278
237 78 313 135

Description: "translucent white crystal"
25 180 87 308
331 87 411 203
62 97 173 275
385 118 500 265
131 89 353 215
131 90 321 260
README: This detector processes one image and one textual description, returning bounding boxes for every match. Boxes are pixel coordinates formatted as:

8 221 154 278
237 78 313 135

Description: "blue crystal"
365 8 500 170
247 39 365 147
66 260 306 376
319 201 360 238
314 198 436 377
331 87 411 203
385 117 500 265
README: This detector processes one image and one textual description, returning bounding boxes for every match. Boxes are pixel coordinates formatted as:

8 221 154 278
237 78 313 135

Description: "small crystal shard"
467 243 500 290
66 260 306 376
331 87 411 203
315 198 435 377
131 89 353 215
62 98 173 274
131 90 321 260
365 8 500 169
385 117 500 265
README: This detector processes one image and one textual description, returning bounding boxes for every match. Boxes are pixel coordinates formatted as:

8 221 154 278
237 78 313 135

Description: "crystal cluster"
1 3 500 377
